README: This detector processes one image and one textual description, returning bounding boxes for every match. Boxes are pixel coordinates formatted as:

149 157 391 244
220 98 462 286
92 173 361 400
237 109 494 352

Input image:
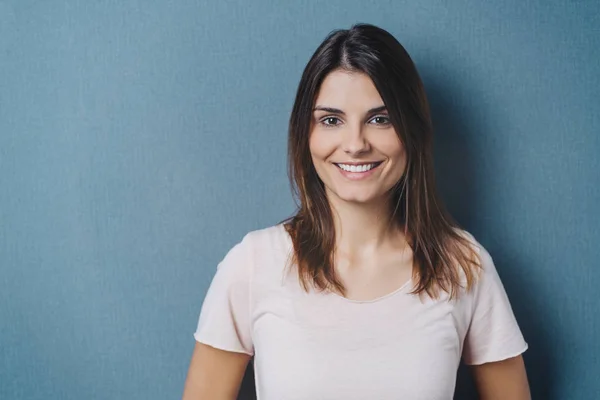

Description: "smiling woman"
183 23 530 400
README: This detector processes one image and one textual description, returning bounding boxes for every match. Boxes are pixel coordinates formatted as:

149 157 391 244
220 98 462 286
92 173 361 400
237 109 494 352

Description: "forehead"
315 70 384 109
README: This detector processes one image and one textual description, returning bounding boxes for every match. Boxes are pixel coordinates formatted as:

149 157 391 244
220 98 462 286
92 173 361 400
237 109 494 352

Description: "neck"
329 194 405 257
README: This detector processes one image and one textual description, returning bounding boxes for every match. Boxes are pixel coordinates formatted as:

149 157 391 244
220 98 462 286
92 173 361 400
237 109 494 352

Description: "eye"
320 116 342 127
368 115 391 125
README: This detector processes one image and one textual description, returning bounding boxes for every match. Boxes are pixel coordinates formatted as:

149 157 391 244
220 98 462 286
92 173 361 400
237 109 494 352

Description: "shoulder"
212 224 289 283
446 228 500 299
228 223 291 270
223 223 289 251
243 223 291 252
450 230 509 308
451 228 495 271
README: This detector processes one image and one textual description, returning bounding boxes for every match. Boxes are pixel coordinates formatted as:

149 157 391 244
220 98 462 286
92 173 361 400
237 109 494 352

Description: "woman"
183 23 530 400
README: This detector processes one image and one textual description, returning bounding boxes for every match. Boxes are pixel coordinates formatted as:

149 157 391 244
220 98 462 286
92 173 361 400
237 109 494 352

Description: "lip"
334 161 383 165
333 161 383 181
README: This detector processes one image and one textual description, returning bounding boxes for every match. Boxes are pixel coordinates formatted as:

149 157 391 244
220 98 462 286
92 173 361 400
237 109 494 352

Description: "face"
309 69 406 206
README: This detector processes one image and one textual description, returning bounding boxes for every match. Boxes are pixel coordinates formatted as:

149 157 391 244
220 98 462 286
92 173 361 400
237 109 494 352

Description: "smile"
334 162 383 173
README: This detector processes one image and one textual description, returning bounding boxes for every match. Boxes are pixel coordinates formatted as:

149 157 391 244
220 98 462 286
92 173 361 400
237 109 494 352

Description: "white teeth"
337 163 377 173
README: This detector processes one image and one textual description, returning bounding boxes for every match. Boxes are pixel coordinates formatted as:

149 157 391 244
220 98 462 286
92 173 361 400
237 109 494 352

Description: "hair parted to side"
282 23 480 299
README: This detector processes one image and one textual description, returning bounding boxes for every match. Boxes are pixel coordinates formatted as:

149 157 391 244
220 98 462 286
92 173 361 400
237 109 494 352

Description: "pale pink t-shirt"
194 224 528 400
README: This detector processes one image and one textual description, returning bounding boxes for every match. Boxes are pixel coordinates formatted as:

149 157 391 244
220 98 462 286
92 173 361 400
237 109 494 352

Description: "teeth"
337 163 377 173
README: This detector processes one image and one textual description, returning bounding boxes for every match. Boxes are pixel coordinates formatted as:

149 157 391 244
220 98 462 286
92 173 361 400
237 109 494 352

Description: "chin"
334 191 379 204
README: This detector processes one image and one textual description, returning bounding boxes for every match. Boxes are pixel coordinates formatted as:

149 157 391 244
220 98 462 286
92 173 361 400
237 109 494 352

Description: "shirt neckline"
277 223 414 305
326 277 413 304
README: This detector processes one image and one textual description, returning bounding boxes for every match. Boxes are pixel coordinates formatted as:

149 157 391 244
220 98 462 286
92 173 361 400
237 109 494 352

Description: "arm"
182 342 251 400
184 235 255 399
471 355 530 400
461 240 530 399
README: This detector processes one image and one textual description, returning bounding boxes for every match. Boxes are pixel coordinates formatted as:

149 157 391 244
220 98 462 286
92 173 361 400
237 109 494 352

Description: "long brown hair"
283 23 480 299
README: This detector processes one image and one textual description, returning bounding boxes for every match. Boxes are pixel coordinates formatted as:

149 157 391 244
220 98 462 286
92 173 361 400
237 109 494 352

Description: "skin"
182 69 530 399
182 343 249 400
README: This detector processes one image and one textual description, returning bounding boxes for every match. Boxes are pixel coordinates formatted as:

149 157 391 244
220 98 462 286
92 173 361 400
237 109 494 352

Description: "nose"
342 124 371 156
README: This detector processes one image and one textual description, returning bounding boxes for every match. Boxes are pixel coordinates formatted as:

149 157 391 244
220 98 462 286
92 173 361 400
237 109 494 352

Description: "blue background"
1 1 598 399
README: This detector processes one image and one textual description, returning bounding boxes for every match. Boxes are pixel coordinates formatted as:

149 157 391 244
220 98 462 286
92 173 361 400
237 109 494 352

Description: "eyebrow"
313 105 387 115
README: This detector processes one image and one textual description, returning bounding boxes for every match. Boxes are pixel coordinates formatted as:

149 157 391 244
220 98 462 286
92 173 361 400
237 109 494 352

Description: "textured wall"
1 1 598 399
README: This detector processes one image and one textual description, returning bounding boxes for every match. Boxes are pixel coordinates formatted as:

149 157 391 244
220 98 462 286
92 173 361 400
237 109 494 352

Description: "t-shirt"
194 224 528 400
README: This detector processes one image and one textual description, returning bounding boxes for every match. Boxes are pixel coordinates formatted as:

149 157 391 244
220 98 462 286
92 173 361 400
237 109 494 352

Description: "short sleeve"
193 234 254 355
462 244 528 365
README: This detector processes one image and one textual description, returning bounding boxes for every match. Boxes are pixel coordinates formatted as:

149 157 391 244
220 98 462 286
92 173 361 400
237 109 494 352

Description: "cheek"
308 131 336 161
382 133 404 152
394 146 407 168
392 149 407 177
374 133 404 158
379 136 406 176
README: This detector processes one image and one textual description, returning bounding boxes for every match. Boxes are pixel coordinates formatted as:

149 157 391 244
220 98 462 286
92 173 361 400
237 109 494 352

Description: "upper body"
186 224 528 400
183 23 530 399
